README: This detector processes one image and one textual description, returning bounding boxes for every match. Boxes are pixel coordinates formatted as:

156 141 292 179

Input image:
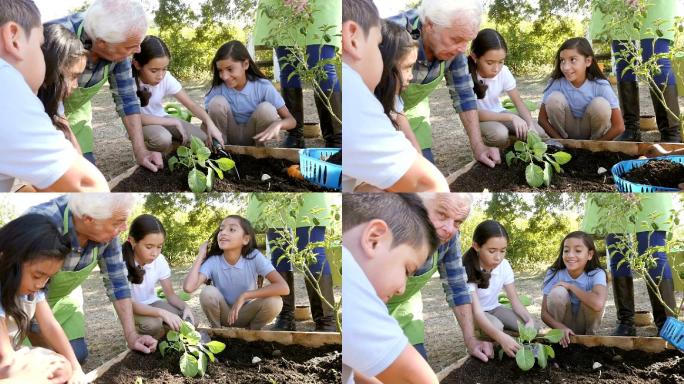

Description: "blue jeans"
30 320 88 364
421 148 435 164
612 39 676 85
268 226 330 275
276 45 340 92
83 152 96 166
606 231 673 280
413 343 428 361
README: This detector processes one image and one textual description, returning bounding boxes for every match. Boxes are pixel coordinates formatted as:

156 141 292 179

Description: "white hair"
419 193 473 211
68 194 137 220
418 0 483 31
83 0 148 44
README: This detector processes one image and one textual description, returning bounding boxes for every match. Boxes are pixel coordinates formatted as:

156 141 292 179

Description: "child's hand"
182 306 196 326
173 120 188 144
68 365 87 384
253 121 283 143
525 318 536 330
559 327 575 348
498 333 522 358
159 309 183 331
205 121 224 147
510 115 529 140
228 294 246 326
197 241 209 262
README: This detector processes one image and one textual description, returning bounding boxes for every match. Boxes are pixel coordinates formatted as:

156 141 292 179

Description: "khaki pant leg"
546 286 576 329
233 296 283 330
581 97 612 140
576 302 604 335
142 124 173 152
488 305 539 332
207 97 240 145
480 121 511 148
178 119 208 144
545 92 579 139
199 285 231 328
481 311 506 332
134 300 185 339
246 102 280 147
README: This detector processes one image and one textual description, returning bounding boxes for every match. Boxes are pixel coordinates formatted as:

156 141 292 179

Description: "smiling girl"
204 41 296 146
541 231 607 347
183 215 289 330
463 220 537 358
539 37 624 141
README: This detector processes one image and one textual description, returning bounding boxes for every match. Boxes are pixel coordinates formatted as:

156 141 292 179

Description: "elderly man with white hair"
387 193 495 363
46 0 163 172
24 194 157 364
388 0 501 168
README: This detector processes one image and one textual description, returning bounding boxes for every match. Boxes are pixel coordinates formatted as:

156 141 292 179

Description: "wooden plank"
107 164 139 190
445 160 477 185
84 348 130 382
554 139 684 156
201 327 341 348
224 145 301 163
436 355 469 382
569 334 673 353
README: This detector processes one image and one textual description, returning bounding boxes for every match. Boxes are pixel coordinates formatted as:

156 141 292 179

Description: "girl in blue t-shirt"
538 37 624 141
541 231 607 347
183 215 289 330
0 215 86 383
204 41 296 146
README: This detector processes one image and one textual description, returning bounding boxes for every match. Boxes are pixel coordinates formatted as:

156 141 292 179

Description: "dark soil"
112 154 333 192
95 337 341 384
441 344 684 384
622 159 684 189
450 148 637 192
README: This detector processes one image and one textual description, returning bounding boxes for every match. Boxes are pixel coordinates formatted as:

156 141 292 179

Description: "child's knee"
207 97 230 115
199 285 223 307
261 296 283 316
480 122 509 148
547 286 570 307
143 126 173 152
254 102 279 121
545 92 568 111
586 97 611 120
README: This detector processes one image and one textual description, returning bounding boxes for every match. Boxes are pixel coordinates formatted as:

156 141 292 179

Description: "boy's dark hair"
545 37 606 92
0 0 41 38
343 193 439 257
122 214 166 284
207 40 266 96
467 28 508 99
204 215 258 264
38 24 87 135
543 231 605 289
463 219 509 289
132 35 171 107
0 214 70 346
342 0 380 38
374 19 418 128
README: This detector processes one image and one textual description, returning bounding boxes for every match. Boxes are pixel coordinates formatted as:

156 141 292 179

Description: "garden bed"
88 328 341 384
439 336 682 384
110 145 333 192
448 140 684 192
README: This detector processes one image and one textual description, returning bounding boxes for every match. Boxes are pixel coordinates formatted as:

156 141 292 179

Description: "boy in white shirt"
341 0 448 193
0 0 108 192
342 193 440 384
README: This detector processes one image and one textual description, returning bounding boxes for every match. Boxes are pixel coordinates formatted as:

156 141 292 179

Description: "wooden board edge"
200 327 341 348
436 355 470 382
85 348 131 382
224 145 301 163
446 160 477 185
108 164 139 190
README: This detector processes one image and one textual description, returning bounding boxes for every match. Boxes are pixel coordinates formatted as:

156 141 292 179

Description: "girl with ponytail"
123 214 195 339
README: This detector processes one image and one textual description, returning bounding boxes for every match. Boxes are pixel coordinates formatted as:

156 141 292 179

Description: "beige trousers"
480 111 549 148
546 286 604 334
143 117 207 153
134 300 184 339
199 285 282 330
482 305 541 333
544 91 612 140
206 97 280 146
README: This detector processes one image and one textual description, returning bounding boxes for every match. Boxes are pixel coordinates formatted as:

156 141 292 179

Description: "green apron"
46 207 99 340
387 250 439 345
402 60 446 150
64 22 110 154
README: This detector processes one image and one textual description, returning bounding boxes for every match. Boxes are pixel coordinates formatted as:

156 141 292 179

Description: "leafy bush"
168 137 235 193
159 321 226 378
503 323 563 371
505 132 572 188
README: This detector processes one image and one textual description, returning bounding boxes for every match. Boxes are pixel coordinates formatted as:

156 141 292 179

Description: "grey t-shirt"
542 268 606 313
199 249 275 305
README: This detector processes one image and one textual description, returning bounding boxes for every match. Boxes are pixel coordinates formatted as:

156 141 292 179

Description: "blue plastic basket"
611 155 684 192
660 316 684 352
299 148 341 190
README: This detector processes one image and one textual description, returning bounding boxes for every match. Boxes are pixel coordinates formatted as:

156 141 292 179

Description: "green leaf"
185 330 201 345
198 352 208 377
536 343 547 369
168 156 179 172
206 168 214 192
197 146 211 163
205 349 215 362
520 324 538 343
527 131 542 145
532 141 547 157
525 163 544 188
190 136 204 154
215 157 235 171
544 344 555 359
498 346 505 361
180 321 195 335
505 151 515 167
167 330 179 342
205 340 226 354
543 329 564 344
180 352 199 378
551 151 572 165
543 161 553 187
516 346 535 371
208 162 224 179
159 340 168 357
188 168 207 193
177 146 190 157
513 140 526 152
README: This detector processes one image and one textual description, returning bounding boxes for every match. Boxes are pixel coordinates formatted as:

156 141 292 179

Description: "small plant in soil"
159 321 226 378
505 132 572 188
168 137 235 193
499 322 563 371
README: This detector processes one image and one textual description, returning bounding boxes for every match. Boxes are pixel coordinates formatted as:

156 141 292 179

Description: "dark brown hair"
132 35 171 107
204 215 258 262
342 0 380 37
543 231 605 289
467 28 508 99
123 214 166 284
0 0 41 38
544 37 606 92
207 40 266 95
463 220 509 289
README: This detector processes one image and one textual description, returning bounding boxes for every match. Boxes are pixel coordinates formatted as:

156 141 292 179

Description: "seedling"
498 322 563 371
168 137 235 193
159 321 226 378
505 131 572 188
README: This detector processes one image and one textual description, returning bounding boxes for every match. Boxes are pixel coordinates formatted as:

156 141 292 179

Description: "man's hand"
134 148 164 172
473 144 501 168
126 333 158 354
465 337 494 362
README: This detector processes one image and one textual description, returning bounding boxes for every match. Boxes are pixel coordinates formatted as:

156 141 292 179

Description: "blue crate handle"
611 155 684 192
659 316 684 352
299 148 341 190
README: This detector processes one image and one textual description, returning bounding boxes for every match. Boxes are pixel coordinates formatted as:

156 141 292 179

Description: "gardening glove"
498 333 522 358
159 309 183 331
510 115 529 141
465 337 494 362
253 121 284 143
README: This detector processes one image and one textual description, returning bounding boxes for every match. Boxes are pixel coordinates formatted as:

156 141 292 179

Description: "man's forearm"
122 114 146 154
452 303 477 342
112 298 137 340
458 110 485 152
